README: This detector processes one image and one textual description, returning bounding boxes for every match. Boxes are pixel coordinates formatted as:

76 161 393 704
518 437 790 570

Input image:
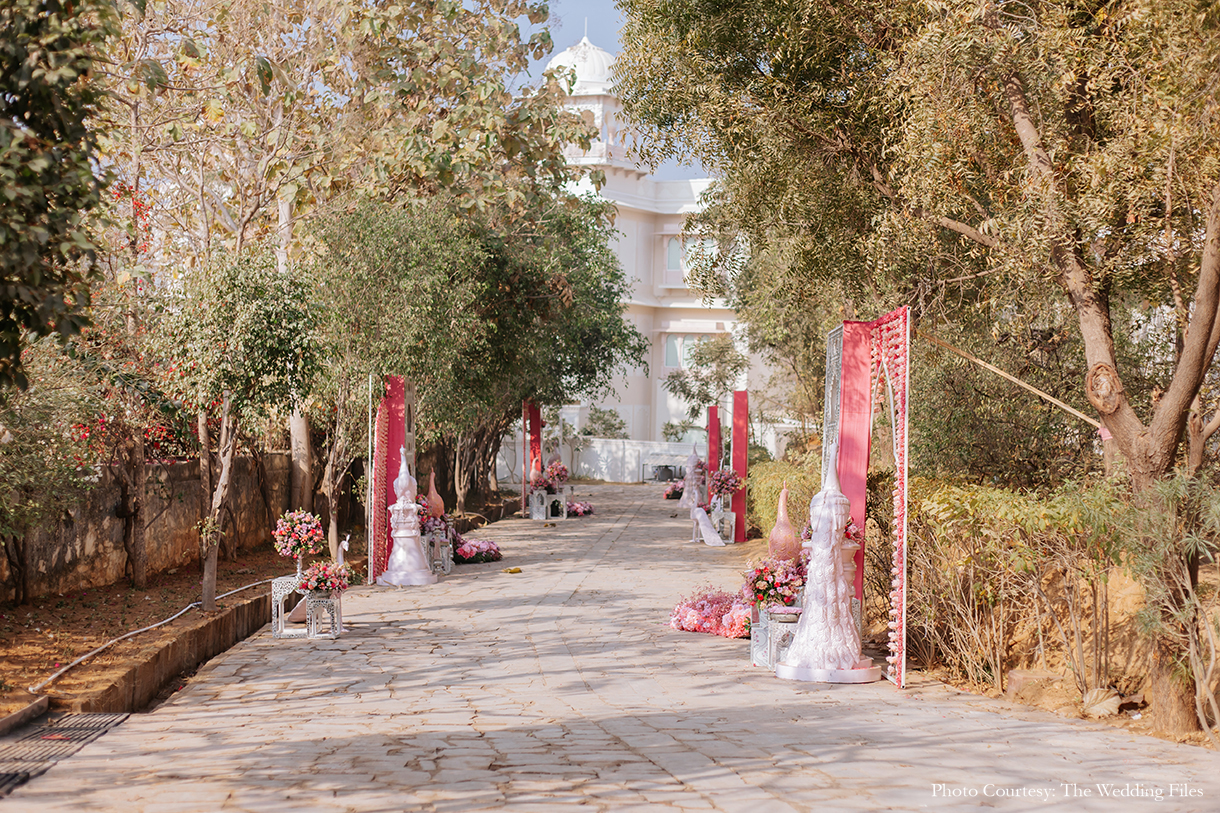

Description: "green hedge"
747 460 821 538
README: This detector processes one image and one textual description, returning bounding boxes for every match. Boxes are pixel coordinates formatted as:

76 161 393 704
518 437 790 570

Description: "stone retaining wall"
0 454 291 604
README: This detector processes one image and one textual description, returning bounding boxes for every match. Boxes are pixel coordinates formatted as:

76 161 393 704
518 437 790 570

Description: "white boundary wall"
497 435 700 484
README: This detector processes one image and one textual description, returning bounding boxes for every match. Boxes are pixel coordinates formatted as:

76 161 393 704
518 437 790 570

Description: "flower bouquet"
567 501 594 516
298 560 353 593
273 510 325 560
741 556 806 608
663 481 684 500
708 469 744 499
670 585 751 639
455 538 502 564
545 460 569 488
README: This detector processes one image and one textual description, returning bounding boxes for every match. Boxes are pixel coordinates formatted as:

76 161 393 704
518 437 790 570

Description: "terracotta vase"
768 481 802 561
427 470 445 518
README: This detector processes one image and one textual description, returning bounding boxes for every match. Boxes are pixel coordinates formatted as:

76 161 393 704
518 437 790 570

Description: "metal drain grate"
45 713 129 730
0 712 129 798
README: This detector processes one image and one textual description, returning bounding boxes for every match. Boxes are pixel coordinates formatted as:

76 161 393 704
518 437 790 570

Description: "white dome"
546 36 615 96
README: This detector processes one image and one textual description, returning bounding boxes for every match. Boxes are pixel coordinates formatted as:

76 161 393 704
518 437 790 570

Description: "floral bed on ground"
670 586 751 638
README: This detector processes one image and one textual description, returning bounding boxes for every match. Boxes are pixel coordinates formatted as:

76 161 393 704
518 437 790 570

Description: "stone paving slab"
6 484 1219 811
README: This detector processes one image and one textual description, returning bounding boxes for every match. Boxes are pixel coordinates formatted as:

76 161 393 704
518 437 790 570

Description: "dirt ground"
0 544 312 719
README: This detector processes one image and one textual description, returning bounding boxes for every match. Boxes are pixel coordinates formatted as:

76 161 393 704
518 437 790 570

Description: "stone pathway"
7 485 1219 811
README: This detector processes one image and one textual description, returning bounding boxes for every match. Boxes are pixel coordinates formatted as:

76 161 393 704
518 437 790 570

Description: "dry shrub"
905 478 1123 695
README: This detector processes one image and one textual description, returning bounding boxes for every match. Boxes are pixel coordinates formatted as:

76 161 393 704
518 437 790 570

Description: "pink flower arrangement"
455 538 502 564
298 560 352 592
670 585 751 639
545 460 569 486
662 481 684 499
272 510 324 559
567 501 594 516
741 555 807 608
708 468 744 498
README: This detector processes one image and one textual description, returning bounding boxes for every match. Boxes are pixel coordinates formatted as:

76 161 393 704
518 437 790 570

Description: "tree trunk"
197 409 212 572
321 419 347 559
290 409 313 512
253 449 276 536
114 429 147 589
1002 68 1217 733
3 535 28 605
1150 636 1198 735
202 395 237 613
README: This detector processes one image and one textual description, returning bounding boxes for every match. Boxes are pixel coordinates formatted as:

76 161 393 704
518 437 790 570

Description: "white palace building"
498 37 780 483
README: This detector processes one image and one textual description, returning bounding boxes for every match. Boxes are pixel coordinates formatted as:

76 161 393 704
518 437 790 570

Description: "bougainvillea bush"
741 555 807 607
455 538 502 563
273 510 325 559
670 585 751 638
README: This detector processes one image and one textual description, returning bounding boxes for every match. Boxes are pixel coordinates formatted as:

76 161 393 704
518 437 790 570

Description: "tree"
583 406 629 439
423 196 648 512
98 0 596 513
0 0 114 388
616 0 1220 733
662 334 748 421
159 251 317 611
306 200 487 553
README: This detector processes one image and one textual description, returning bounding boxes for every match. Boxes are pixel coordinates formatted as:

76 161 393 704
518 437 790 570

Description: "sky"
526 0 707 180
546 0 625 55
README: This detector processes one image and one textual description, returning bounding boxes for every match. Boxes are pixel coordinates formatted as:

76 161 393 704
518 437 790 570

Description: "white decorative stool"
305 591 342 639
750 606 771 667
545 490 567 519
271 576 306 639
425 529 453 575
529 490 547 520
768 611 800 668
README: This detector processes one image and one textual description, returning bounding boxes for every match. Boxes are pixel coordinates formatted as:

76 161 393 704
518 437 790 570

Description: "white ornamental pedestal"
377 503 436 586
775 449 881 684
376 449 436 586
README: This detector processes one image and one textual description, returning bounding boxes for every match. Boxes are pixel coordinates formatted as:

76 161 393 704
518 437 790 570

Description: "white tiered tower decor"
775 446 881 683
375 447 437 587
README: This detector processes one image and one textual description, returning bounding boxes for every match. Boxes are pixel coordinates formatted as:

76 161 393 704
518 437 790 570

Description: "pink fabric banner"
731 391 748 544
371 376 405 582
838 322 873 603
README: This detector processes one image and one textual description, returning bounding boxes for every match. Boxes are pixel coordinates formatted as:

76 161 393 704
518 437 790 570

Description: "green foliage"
307 195 646 505
661 420 698 443
661 334 747 421
0 340 100 601
617 0 1220 490
582 406 628 439
160 251 318 416
747 459 820 541
0 0 115 388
